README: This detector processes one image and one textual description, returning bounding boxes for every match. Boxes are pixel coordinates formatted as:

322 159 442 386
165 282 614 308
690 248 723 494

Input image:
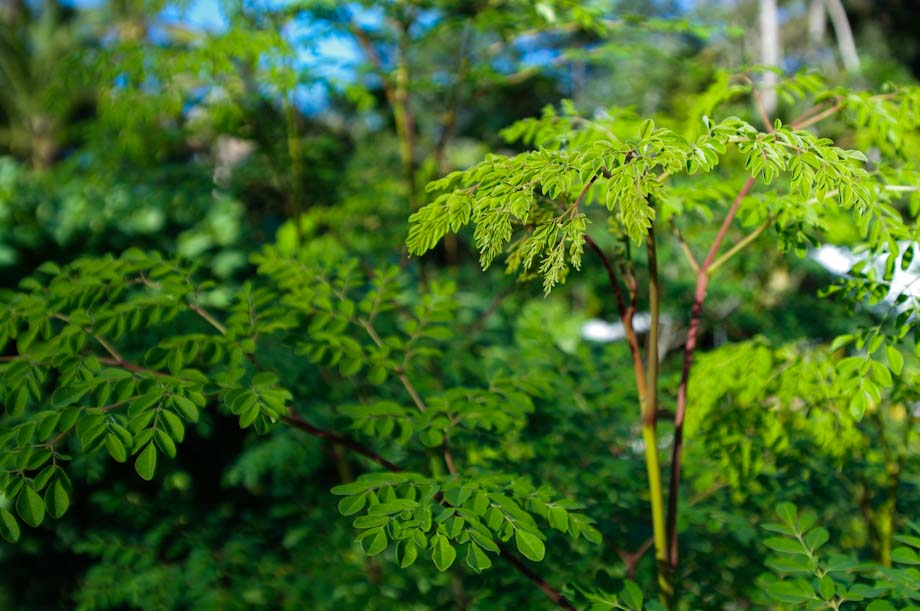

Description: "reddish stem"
666 175 756 567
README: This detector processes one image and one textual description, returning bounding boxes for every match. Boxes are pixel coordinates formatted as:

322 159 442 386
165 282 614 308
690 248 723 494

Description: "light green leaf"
363 529 388 556
466 542 492 573
886 345 904 375
431 534 456 571
398 540 418 568
338 494 367 516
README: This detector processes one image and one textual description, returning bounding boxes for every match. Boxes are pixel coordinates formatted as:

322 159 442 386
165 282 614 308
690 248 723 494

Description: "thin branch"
92 333 124 362
497 546 576 610
706 219 770 276
98 357 173 378
573 174 599 211
701 176 758 271
442 444 458 475
752 87 775 133
582 235 627 319
643 221 670 598
190 303 228 335
791 100 843 130
671 222 700 274
615 537 654 580
283 412 403 472
583 234 647 400
360 319 427 413
666 175 756 568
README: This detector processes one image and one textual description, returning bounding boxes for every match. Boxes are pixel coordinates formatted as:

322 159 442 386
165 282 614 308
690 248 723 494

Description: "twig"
752 88 774 133
360 319 426 414
497 546 576 610
671 222 700 274
615 537 654 580
706 219 770 276
92 333 124 362
190 303 228 335
583 235 647 400
283 412 403 471
791 100 843 130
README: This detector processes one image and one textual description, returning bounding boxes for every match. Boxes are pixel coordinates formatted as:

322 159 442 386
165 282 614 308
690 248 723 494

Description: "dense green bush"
2 1 920 610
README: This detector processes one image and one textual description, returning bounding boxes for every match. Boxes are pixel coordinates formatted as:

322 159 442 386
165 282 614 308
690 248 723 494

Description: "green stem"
642 424 670 598
645 224 671 602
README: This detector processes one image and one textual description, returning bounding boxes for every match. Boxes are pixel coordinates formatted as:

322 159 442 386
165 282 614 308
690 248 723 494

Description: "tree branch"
283 412 403 472
706 219 770 276
666 175 756 568
671 222 700 274
583 234 647 400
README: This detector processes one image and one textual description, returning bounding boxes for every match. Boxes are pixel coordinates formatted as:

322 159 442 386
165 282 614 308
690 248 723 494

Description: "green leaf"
338 494 367 517
764 537 807 554
105 433 128 463
154 429 177 459
431 534 456 571
763 579 814 604
44 479 69 519
129 389 162 416
51 385 90 408
465 542 492 573
580 524 603 544
514 529 545 562
330 482 369 496
804 527 829 552
776 502 797 527
362 529 388 556
160 410 185 442
172 396 200 422
548 506 569 531
866 601 895 611
818 575 835 600
398 539 418 568
891 546 920 564
135 443 157 481
0 508 20 543
886 345 904 375
16 486 45 527
620 581 643 610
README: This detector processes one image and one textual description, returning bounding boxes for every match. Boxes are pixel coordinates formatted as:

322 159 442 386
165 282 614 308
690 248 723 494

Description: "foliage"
3 1 920 610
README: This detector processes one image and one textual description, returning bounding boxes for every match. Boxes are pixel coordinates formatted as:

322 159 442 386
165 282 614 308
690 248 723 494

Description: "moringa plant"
407 69 920 603
1 69 920 610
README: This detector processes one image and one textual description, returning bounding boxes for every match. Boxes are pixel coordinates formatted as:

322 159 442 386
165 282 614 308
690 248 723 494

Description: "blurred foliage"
1 0 920 610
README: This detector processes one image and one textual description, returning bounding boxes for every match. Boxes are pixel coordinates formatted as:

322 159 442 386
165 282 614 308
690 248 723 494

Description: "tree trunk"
759 0 780 115
825 0 861 73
